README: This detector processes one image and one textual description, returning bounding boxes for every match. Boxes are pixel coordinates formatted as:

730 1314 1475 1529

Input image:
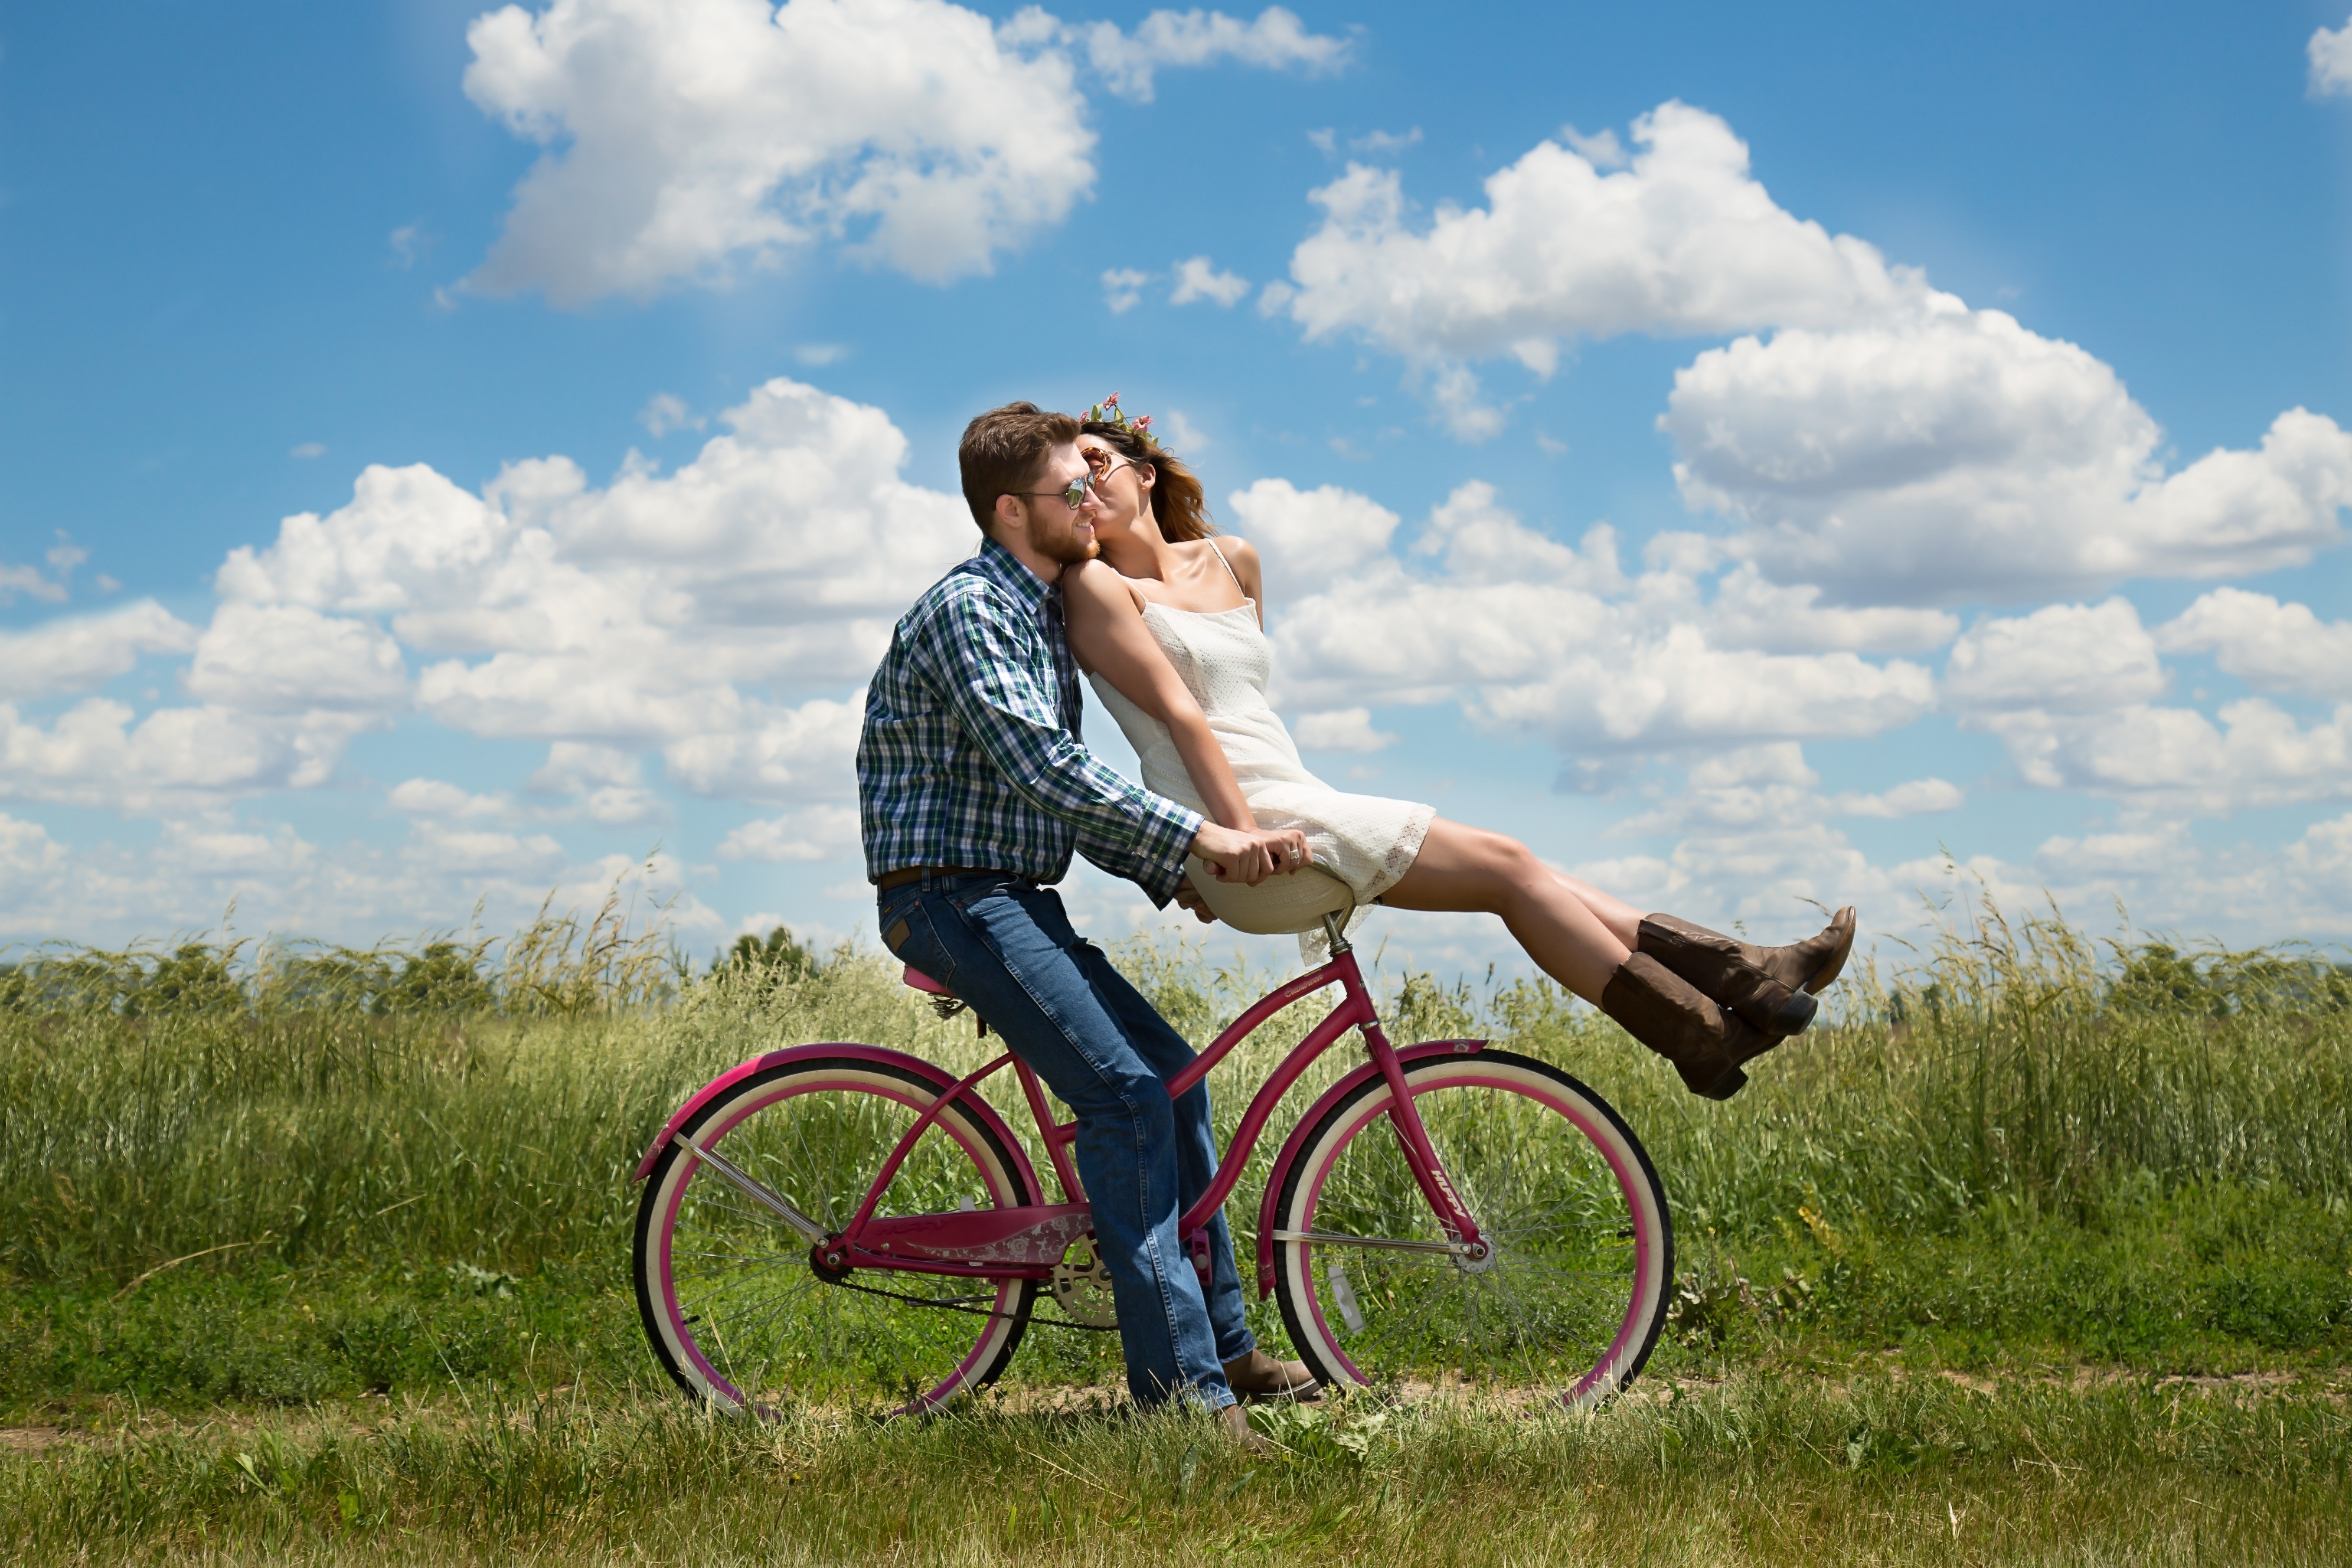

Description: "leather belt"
875 865 1027 893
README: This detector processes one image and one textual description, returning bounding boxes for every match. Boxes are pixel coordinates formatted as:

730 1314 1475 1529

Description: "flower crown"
1080 392 1160 450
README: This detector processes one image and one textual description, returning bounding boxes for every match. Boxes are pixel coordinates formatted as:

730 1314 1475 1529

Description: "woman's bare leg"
1548 871 1642 949
1379 819 1628 1002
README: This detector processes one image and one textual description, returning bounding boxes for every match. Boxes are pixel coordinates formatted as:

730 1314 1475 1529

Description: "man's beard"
1029 516 1100 567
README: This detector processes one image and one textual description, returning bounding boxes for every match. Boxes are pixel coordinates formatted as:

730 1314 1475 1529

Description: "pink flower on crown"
1132 416 1152 431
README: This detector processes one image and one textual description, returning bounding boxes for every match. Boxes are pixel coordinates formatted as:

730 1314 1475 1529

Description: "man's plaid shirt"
858 538 1203 904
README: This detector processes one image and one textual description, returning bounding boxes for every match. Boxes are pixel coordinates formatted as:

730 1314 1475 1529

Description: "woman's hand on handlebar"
1191 823 1312 886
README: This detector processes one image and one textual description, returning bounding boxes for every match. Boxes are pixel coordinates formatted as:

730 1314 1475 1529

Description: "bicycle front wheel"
1270 1050 1671 1408
635 1054 1042 1415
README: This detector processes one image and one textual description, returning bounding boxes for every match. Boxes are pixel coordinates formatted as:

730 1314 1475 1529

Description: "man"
858 402 1319 1441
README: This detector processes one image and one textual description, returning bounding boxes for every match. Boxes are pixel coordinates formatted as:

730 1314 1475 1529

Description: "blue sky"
3 0 2350 973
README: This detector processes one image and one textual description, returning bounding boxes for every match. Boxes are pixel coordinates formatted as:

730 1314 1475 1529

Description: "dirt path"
5 1365 2341 1458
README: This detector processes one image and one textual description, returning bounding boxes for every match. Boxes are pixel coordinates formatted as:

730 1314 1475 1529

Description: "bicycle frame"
724 920 1490 1285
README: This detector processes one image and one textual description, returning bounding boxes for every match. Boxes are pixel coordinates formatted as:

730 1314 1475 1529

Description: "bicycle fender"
633 1041 1042 1198
1252 1039 1486 1296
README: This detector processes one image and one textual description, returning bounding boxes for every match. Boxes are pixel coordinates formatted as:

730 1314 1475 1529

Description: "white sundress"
1086 546 1435 949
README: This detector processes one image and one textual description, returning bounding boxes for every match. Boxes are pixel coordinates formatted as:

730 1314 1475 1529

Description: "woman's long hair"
1078 420 1216 542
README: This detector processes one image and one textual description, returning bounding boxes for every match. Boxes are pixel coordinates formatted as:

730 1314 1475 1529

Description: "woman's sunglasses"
1082 447 1142 483
1005 450 1144 512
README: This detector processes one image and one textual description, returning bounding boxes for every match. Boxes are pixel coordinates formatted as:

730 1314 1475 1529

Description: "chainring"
1050 1239 1118 1328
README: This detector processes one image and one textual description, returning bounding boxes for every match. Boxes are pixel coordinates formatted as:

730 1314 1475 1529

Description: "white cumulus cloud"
1071 6 1349 103
1701 563 1959 655
1292 707 1395 753
389 778 510 818
526 742 667 824
224 378 965 755
1225 477 1400 596
2156 588 2352 701
1938 600 2352 816
0 601 200 701
1278 101 1921 365
662 693 864 803
0 811 67 879
0 701 372 812
0 378 957 821
1979 699 2352 814
1170 255 1250 307
717 802 861 861
639 392 703 437
460 0 1348 305
1942 599 2168 716
1267 99 2352 605
1263 482 1937 753
462 0 1097 303
1830 777 1965 819
1666 311 2352 604
0 557 68 605
2312 14 2352 96
185 603 410 715
1101 267 1152 313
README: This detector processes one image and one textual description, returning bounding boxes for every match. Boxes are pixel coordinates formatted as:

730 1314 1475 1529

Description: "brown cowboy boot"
1223 1347 1321 1403
1598 953 1775 1100
1637 907 1857 1034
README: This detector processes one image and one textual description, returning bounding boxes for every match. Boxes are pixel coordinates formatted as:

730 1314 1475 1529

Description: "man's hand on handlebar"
1191 822 1312 886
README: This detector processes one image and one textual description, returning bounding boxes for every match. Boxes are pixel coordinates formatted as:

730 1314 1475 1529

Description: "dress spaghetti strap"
1205 539 1244 594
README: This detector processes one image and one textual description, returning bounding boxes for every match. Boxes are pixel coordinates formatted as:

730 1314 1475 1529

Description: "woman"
1060 396 1855 1100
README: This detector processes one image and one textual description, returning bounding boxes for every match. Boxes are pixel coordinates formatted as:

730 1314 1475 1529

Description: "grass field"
3 899 2348 1562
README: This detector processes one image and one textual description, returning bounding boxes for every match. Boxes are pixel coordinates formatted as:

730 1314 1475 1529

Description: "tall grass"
6 897 2348 1561
0 892 2345 1301
1561 901 2352 1236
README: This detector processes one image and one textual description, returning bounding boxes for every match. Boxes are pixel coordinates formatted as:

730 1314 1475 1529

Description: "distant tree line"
0 921 830 1019
4 920 2340 1022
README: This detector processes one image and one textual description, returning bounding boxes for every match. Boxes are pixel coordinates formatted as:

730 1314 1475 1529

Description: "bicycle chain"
818 1272 1119 1332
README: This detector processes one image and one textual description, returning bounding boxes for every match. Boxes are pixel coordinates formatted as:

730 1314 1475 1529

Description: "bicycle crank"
1050 1239 1117 1328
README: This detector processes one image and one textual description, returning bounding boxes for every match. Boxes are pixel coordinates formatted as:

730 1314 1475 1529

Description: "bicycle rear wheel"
1269 1050 1671 1408
635 1054 1042 1415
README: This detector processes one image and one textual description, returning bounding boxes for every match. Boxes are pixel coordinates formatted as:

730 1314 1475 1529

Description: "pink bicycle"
633 912 1673 1414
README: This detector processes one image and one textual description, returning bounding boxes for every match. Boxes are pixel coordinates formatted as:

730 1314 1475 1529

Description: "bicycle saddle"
901 964 952 994
1181 858 1356 936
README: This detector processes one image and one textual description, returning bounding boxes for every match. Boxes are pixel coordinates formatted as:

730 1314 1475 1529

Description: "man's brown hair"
958 402 1080 532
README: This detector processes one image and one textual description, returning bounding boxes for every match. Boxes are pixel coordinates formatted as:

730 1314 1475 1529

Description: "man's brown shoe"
1223 1348 1322 1402
1219 1403 1276 1454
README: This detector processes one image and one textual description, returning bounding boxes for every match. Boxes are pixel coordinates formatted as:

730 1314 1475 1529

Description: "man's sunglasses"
1004 472 1099 511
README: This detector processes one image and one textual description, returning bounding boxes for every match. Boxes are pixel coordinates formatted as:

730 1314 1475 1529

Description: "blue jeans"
877 872 1253 1409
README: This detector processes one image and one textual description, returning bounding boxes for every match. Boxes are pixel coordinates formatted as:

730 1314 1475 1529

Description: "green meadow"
2 897 2347 1563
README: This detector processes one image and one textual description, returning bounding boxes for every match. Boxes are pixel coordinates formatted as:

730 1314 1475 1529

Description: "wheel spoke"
668 1246 811 1267
637 1065 1038 1412
1274 1056 1669 1402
